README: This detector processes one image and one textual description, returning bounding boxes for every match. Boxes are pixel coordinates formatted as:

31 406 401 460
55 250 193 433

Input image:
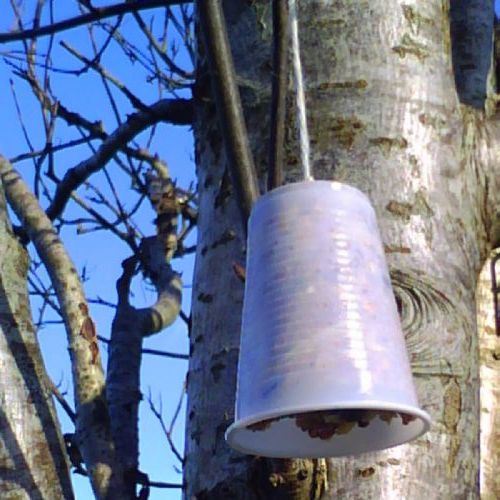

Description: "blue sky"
0 3 194 499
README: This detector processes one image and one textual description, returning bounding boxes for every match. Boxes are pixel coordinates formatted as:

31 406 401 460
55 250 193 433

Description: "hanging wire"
289 0 313 181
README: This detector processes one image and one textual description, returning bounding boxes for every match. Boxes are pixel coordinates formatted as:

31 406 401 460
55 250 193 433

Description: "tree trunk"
185 0 500 498
0 188 73 499
477 254 500 499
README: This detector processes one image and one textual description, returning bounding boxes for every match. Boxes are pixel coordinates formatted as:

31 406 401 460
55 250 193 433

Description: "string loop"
289 0 313 181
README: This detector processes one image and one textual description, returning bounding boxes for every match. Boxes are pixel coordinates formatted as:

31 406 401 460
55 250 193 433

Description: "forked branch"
0 156 129 498
46 98 193 222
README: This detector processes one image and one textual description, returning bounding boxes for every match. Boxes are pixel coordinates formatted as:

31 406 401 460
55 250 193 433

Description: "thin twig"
132 11 193 80
148 389 185 463
45 376 77 423
0 0 192 43
97 335 188 360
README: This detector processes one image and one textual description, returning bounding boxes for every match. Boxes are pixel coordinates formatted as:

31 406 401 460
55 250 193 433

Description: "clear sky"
1 2 500 500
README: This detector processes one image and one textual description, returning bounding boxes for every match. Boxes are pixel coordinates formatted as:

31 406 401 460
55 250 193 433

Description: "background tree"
184 0 500 498
0 1 499 499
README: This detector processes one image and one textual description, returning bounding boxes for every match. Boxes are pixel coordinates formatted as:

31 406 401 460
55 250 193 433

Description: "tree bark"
477 254 500 499
0 187 74 499
185 0 499 498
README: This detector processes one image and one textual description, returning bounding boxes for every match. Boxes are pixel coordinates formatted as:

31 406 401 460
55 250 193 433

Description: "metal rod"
197 0 260 227
267 0 289 191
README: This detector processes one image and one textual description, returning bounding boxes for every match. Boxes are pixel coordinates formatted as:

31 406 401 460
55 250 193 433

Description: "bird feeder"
226 181 431 458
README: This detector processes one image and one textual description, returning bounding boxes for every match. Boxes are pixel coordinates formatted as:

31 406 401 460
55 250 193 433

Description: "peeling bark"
185 0 499 498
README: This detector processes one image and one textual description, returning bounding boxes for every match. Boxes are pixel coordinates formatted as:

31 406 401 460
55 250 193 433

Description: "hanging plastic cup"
225 181 431 458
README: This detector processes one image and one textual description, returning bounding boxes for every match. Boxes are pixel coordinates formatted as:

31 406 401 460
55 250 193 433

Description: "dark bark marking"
386 200 413 220
212 422 230 456
190 430 201 446
328 117 365 148
0 311 18 328
369 136 408 156
78 303 99 364
197 293 213 303
418 112 447 130
91 398 111 430
214 168 232 209
392 34 430 61
386 457 401 466
386 190 434 221
232 262 246 283
200 229 236 258
203 174 214 189
316 80 368 90
384 244 412 254
210 362 226 383
210 229 237 249
249 457 326 499
402 5 434 35
209 348 232 384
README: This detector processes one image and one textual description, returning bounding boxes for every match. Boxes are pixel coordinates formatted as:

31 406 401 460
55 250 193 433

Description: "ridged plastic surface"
226 181 430 457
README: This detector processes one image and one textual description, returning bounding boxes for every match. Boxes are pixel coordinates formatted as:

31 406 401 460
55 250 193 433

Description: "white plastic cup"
225 181 431 458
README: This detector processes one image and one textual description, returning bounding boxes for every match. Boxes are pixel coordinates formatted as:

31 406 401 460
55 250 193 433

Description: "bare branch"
98 335 188 359
106 170 183 473
147 388 185 464
45 98 193 221
137 237 182 335
45 376 77 423
132 11 193 80
0 0 192 44
59 39 150 112
139 479 182 489
9 136 92 164
70 190 138 248
141 347 188 359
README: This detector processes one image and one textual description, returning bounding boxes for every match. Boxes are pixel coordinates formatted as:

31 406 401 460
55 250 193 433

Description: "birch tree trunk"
0 188 73 499
185 0 500 498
